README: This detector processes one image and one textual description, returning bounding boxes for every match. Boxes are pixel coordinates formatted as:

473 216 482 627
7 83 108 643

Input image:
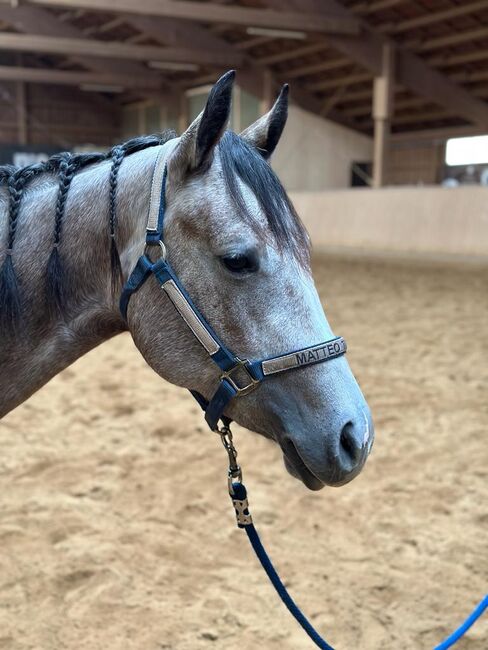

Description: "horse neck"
0 148 156 418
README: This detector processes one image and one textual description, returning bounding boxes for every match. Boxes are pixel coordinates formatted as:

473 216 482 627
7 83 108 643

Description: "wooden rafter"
0 65 161 90
406 26 488 53
264 0 488 128
307 72 371 93
256 42 329 66
120 13 361 131
0 31 243 67
2 0 361 35
350 0 408 14
390 125 483 143
0 4 160 80
378 0 488 34
286 56 350 80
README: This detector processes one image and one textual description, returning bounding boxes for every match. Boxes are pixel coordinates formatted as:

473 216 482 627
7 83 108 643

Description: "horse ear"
169 70 235 177
240 84 289 159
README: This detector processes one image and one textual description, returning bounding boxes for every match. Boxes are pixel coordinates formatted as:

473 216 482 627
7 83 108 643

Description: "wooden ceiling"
1 0 488 138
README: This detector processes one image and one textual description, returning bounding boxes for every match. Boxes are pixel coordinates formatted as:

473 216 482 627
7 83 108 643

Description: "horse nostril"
339 421 363 466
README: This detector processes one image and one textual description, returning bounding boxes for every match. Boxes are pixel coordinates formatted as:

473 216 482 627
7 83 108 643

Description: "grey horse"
0 71 373 490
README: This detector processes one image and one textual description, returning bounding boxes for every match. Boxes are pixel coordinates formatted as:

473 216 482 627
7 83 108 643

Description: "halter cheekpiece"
120 138 347 431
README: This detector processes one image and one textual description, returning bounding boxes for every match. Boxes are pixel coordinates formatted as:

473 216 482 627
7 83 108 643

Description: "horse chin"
283 453 324 491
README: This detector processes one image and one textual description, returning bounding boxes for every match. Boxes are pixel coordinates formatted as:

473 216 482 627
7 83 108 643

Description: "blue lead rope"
230 481 336 650
434 594 488 650
229 481 487 650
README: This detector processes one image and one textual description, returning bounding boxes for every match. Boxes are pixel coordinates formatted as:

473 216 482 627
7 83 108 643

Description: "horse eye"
220 253 258 274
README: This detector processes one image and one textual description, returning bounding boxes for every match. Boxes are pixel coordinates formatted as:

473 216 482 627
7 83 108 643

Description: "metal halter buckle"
220 358 259 396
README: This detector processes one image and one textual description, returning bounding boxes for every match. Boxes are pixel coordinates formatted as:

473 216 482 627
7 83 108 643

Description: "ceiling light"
246 27 306 40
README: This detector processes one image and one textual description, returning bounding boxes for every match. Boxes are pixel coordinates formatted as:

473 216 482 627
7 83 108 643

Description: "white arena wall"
290 186 488 260
273 104 373 191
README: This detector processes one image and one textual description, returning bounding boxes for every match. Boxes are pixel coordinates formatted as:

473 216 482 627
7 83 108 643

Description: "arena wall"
273 105 373 191
290 186 488 259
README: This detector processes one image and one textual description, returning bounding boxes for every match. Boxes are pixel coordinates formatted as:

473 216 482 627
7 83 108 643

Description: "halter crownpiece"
120 139 347 431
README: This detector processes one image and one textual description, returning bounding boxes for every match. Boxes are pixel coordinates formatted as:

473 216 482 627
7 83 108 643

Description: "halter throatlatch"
120 138 347 431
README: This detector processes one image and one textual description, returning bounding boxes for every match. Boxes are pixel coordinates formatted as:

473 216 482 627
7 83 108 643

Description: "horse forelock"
217 131 310 269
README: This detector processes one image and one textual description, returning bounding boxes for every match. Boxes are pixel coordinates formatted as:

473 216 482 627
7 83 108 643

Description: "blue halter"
119 142 488 650
120 141 346 431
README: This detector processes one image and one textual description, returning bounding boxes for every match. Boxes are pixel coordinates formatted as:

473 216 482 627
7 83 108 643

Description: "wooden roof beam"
350 0 408 14
264 0 488 128
391 125 485 143
0 4 160 80
286 56 351 79
379 0 488 34
406 26 488 53
307 72 372 92
123 14 363 131
4 0 361 35
429 50 488 69
0 65 162 90
255 42 329 66
0 31 243 67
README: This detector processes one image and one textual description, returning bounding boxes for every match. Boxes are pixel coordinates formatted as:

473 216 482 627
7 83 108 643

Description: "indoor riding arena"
0 2 487 650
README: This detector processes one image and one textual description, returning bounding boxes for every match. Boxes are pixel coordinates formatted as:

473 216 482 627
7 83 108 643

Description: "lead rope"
217 425 487 650
217 424 335 650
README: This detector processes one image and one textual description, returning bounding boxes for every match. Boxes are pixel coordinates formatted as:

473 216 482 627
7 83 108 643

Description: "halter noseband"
120 139 347 431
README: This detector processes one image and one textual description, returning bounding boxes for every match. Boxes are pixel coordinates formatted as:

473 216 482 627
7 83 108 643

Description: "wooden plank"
8 0 361 35
234 36 274 51
429 49 488 69
256 41 329 66
398 48 488 127
16 81 28 145
0 31 243 66
264 0 488 128
372 43 394 188
126 14 342 128
392 109 451 126
0 65 161 90
380 0 488 34
390 125 485 143
0 4 157 79
406 26 488 52
307 72 371 92
286 56 350 79
350 0 407 14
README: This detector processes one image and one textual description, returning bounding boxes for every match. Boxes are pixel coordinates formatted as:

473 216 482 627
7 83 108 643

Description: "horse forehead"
201 155 267 227
176 163 267 235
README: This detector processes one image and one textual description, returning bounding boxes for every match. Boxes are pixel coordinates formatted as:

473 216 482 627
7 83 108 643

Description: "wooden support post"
372 43 394 188
16 55 27 145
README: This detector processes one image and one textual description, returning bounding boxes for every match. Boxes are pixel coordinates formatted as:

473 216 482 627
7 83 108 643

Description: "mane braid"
109 145 125 293
0 130 177 331
46 153 77 317
0 169 27 333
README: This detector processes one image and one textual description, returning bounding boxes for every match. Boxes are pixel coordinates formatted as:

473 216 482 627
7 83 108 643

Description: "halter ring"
220 359 259 397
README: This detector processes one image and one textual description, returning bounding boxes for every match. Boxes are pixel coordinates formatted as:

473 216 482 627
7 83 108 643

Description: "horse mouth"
281 439 324 491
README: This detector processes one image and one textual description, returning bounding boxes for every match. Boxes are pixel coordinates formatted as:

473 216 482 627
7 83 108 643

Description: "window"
445 135 488 166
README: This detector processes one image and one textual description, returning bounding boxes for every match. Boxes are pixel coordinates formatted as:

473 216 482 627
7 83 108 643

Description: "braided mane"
0 130 177 332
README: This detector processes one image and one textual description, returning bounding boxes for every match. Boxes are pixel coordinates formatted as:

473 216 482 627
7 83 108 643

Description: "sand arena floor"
0 254 487 650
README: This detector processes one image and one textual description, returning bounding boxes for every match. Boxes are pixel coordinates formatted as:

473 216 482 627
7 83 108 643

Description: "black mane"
0 131 176 332
0 131 177 189
0 129 309 333
218 131 310 266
